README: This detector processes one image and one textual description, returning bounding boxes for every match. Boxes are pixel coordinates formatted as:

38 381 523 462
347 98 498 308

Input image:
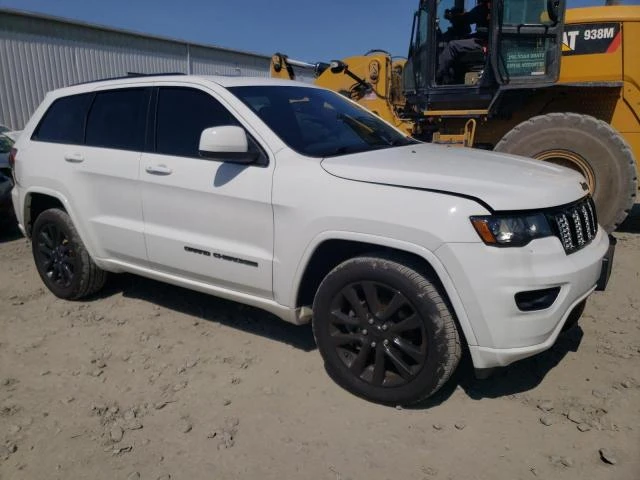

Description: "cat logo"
562 30 579 52
562 23 621 56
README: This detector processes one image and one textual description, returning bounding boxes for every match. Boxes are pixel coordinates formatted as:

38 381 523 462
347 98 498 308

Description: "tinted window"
32 93 92 144
229 86 415 157
156 87 238 157
85 89 149 151
0 134 13 154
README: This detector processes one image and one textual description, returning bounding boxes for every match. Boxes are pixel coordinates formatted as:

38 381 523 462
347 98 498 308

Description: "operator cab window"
435 0 489 86
498 0 555 79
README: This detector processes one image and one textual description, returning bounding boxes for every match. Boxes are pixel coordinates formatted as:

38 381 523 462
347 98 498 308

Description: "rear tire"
495 113 637 233
312 255 461 405
32 208 107 300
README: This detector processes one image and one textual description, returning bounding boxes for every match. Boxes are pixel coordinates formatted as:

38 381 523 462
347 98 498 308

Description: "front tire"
32 208 107 300
312 255 461 405
494 113 637 233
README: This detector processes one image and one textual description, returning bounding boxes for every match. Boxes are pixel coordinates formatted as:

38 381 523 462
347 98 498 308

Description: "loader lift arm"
270 53 331 81
271 53 375 98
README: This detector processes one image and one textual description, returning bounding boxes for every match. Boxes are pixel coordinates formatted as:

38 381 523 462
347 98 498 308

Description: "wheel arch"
23 188 71 238
22 189 98 260
291 232 479 347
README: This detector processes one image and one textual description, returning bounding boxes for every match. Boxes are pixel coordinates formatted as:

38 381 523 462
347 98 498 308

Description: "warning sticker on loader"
562 23 621 56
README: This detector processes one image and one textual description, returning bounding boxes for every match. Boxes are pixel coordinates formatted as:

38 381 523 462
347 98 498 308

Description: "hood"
321 143 588 211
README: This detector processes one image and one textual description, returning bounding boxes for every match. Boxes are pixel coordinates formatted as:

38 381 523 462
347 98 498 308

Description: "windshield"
228 86 416 157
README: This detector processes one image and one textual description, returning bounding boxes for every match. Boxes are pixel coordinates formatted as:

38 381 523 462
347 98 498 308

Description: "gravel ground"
1 208 639 480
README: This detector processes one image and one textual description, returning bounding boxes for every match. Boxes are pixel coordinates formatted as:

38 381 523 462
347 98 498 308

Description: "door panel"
75 146 145 261
79 88 150 261
140 86 274 298
29 89 149 262
141 154 273 296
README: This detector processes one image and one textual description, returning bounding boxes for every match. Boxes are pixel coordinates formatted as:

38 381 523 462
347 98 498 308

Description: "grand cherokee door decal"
184 246 258 267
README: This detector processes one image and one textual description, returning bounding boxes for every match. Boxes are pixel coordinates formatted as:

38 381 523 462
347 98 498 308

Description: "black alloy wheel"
328 281 427 387
35 222 76 289
31 208 107 299
313 255 462 405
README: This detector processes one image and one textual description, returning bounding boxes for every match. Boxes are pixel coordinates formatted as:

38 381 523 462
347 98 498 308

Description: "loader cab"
403 0 566 112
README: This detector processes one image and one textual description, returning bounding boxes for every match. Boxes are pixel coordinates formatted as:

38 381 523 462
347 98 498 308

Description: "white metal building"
0 8 276 129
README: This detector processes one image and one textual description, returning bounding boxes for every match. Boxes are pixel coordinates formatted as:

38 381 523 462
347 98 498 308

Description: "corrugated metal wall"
0 9 273 129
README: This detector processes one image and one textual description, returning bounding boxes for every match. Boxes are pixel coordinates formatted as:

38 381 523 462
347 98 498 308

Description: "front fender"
289 230 479 347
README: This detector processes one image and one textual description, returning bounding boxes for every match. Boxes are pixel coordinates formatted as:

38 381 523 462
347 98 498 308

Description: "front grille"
548 197 598 254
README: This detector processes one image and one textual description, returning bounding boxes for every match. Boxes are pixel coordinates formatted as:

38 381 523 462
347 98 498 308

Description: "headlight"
470 213 553 247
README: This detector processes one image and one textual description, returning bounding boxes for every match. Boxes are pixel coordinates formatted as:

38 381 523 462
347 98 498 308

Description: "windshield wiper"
323 145 382 157
390 137 418 146
337 113 414 147
337 113 393 144
327 146 351 156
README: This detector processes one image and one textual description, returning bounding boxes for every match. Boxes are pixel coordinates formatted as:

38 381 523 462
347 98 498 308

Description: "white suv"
10 75 614 405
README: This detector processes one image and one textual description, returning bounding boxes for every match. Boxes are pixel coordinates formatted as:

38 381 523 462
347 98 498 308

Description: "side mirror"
198 126 258 164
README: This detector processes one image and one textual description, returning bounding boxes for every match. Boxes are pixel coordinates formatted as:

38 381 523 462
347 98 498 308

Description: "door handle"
145 165 173 176
64 153 84 163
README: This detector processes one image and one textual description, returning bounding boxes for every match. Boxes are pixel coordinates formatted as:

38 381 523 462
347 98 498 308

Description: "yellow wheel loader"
271 3 640 232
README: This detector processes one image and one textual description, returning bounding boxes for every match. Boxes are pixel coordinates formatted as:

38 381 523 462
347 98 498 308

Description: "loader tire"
495 113 637 233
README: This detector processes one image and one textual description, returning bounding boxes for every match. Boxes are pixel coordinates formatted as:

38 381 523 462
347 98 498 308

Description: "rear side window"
86 89 150 151
32 93 93 145
156 87 238 157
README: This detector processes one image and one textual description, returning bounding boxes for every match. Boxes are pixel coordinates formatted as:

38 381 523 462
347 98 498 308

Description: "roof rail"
71 72 186 86
126 72 186 77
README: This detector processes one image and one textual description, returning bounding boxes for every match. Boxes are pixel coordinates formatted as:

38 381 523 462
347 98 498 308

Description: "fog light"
515 287 560 312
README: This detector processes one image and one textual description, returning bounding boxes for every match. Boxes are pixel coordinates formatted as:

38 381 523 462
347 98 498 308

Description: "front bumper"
436 229 610 369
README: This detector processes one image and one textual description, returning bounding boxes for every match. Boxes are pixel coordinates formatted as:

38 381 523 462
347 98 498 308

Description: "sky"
0 0 638 60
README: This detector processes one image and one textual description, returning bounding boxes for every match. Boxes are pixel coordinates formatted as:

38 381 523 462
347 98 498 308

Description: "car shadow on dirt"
0 219 21 243
412 326 584 408
617 203 640 234
94 270 587 403
95 273 317 352
95 272 586 407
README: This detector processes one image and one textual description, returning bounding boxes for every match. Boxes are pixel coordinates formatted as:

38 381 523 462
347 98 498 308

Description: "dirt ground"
0 209 639 480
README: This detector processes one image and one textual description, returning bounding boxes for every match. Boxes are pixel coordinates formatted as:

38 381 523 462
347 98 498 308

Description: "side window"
32 93 93 144
156 87 239 158
86 89 149 151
